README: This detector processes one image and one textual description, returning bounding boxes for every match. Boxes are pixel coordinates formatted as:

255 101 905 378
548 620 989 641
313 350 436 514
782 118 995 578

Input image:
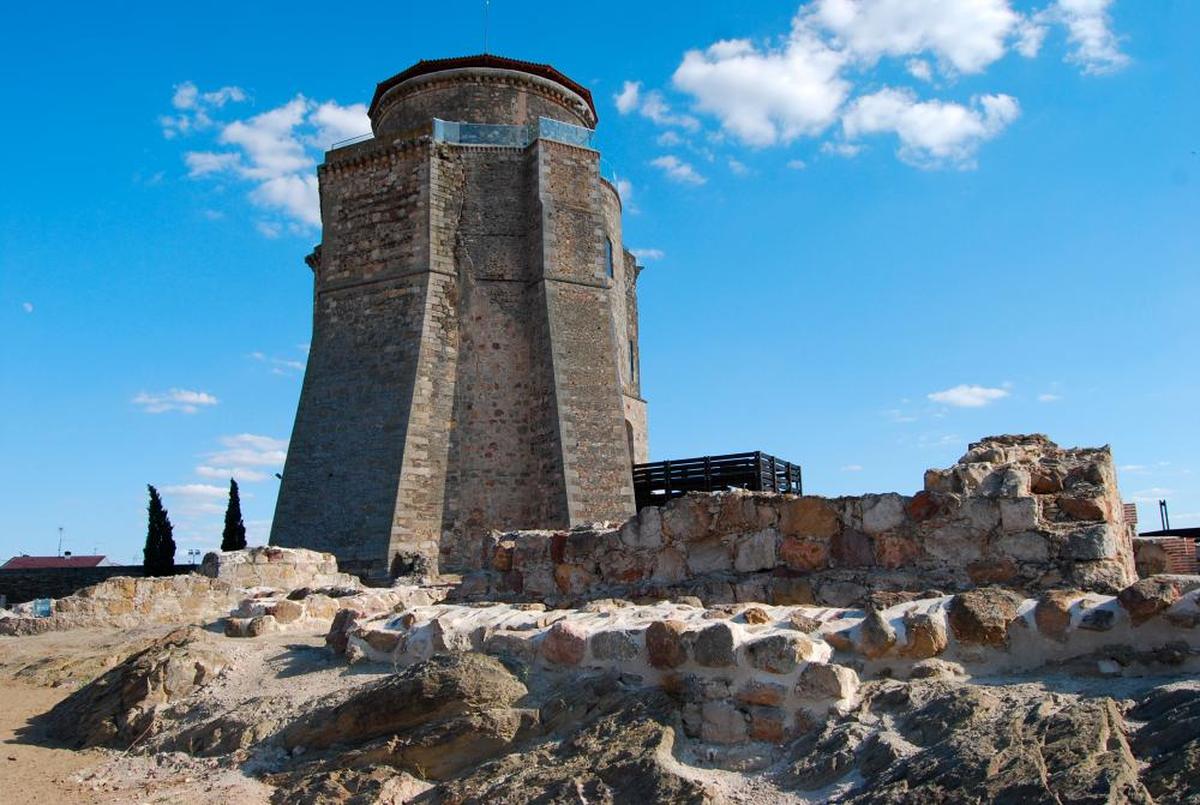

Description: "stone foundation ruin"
458 434 1137 607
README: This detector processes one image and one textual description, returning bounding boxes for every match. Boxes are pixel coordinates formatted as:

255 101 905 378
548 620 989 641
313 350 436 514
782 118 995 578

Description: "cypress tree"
221 478 247 551
144 484 176 574
156 496 176 573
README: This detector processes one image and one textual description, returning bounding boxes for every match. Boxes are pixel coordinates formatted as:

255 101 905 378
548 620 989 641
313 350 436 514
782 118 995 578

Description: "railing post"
704 455 712 492
769 455 777 493
664 460 673 500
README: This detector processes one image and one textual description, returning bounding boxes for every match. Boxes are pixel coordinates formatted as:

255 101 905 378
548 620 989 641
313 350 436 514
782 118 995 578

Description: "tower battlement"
271 56 647 580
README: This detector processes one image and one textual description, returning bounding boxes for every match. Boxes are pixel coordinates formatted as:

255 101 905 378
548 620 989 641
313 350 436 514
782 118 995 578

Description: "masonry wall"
0 566 190 606
462 435 1139 607
271 142 433 577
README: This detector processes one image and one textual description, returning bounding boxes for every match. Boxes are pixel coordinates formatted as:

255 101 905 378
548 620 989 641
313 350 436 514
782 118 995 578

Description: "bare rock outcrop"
40 626 232 748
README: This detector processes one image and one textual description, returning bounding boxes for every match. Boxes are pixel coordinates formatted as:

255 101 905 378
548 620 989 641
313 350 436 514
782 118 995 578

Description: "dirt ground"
0 626 280 804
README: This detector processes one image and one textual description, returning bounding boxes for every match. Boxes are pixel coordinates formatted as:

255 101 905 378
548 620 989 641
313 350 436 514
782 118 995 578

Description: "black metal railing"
633 451 802 510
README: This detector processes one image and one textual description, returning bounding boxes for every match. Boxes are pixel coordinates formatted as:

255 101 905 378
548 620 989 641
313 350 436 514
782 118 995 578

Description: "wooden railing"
632 451 802 511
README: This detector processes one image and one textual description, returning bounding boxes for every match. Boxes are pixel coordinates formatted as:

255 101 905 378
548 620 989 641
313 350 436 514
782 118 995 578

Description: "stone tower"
270 56 648 579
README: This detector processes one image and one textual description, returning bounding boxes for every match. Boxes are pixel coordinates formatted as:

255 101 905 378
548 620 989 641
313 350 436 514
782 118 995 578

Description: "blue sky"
2 1 1196 563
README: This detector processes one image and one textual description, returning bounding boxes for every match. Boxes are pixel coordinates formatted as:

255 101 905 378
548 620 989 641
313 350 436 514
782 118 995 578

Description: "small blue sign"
32 598 52 618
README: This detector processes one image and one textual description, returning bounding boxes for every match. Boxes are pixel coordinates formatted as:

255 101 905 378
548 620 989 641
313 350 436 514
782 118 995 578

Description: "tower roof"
369 55 597 124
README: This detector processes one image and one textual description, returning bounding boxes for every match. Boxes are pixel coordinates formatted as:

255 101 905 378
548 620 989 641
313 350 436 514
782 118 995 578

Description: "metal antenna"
484 0 491 53
57 526 63 557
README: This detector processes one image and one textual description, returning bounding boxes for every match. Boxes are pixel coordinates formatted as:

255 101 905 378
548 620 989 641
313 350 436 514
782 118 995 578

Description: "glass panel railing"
432 117 598 151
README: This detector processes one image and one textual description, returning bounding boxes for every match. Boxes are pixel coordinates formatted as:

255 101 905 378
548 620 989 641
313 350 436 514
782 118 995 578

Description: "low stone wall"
329 575 1200 744
0 574 241 636
0 565 191 606
460 435 1137 607
199 546 360 591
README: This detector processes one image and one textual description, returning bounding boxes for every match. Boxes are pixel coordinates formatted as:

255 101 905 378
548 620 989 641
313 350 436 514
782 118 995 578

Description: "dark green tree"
221 478 247 551
144 484 175 574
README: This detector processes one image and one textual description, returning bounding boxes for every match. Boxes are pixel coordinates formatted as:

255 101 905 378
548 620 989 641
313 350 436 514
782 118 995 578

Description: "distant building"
0 555 116 570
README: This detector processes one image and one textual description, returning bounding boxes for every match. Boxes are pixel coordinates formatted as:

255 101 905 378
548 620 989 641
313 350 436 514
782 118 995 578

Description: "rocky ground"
2 612 1199 804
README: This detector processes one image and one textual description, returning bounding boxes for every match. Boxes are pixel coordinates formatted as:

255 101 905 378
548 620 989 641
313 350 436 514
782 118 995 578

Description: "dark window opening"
605 237 615 278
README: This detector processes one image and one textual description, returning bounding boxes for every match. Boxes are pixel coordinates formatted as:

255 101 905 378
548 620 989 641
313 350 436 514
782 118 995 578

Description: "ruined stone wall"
465 436 1137 607
621 249 648 463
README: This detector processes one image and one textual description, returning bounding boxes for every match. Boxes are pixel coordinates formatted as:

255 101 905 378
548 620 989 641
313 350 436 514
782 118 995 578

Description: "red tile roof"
1 555 109 570
369 54 597 123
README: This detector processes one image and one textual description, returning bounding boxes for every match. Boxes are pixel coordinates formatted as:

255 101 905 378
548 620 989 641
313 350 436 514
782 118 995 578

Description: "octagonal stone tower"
270 56 648 579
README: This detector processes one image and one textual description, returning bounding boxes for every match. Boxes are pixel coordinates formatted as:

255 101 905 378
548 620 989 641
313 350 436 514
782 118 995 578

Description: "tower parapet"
271 56 645 579
369 54 598 134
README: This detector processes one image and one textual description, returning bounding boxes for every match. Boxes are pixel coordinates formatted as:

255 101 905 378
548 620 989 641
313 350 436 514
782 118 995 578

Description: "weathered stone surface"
1119 578 1182 625
43 627 232 748
899 611 948 659
734 530 777 573
745 633 814 674
1067 524 1119 561
831 529 875 568
1058 494 1107 521
541 620 587 666
796 662 859 700
691 622 736 668
282 654 526 751
589 629 639 662
947 588 1023 647
645 620 688 669
1034 589 1081 642
737 681 787 707
999 498 1038 533
779 536 829 571
747 705 786 742
873 534 920 569
779 497 841 539
1079 606 1116 631
993 530 1049 562
701 701 748 744
862 494 907 534
859 609 897 659
741 606 771 625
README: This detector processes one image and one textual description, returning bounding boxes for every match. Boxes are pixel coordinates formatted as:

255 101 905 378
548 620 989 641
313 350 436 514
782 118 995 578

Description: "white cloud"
163 483 228 499
807 0 1021 74
650 155 707 185
927 384 1010 407
308 100 371 149
614 177 633 203
631 248 665 261
161 81 248 138
842 464 864 472
22 302 33 313
1050 0 1129 74
842 88 1019 168
1037 393 1062 402
656 131 683 147
786 158 808 170
821 141 862 158
728 158 750 176
615 80 641 114
638 90 701 131
207 433 288 467
673 29 850 146
1131 487 1174 504
185 151 241 177
195 465 269 482
906 58 933 82
132 388 219 414
169 90 366 232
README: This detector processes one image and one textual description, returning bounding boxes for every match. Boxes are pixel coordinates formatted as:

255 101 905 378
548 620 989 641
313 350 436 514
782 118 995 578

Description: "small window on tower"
629 339 636 380
605 237 615 278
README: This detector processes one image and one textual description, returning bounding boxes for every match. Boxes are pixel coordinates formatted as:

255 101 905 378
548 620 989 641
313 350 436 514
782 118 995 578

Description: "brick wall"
1134 537 1199 577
